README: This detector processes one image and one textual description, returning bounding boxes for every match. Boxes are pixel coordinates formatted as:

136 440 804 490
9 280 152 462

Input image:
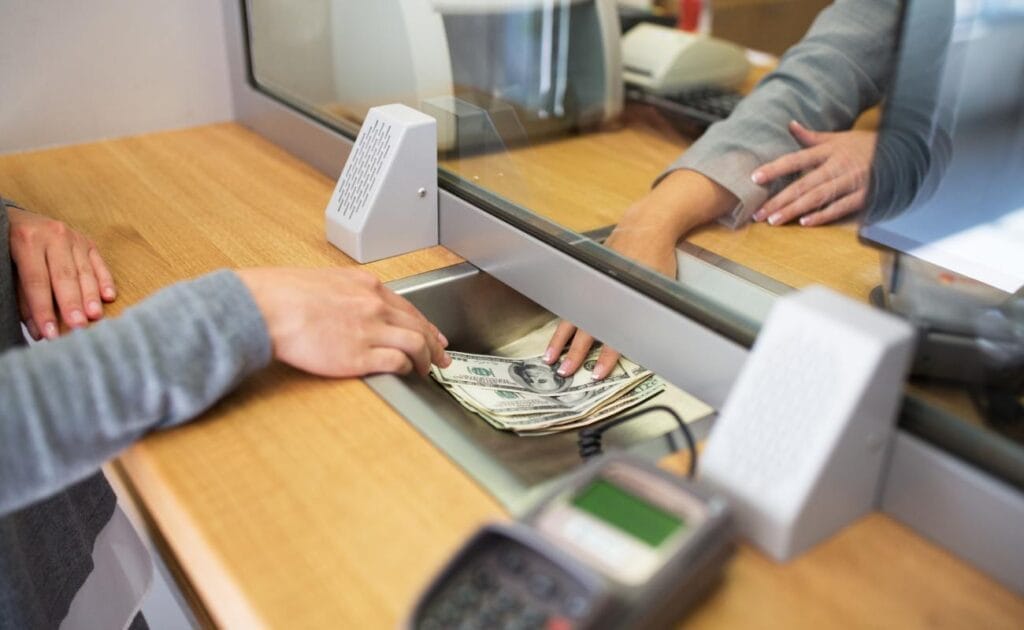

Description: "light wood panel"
1 124 1020 628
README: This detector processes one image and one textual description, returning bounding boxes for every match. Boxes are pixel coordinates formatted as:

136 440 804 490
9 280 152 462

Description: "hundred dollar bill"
444 371 651 418
514 376 666 435
431 349 646 396
472 374 652 429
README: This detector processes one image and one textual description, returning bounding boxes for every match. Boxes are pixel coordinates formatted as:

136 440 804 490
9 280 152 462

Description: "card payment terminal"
407 453 734 629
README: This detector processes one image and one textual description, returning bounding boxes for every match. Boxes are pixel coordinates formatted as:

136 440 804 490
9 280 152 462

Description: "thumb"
789 120 830 147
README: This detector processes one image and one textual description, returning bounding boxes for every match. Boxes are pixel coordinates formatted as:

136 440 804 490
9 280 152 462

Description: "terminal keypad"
416 539 595 630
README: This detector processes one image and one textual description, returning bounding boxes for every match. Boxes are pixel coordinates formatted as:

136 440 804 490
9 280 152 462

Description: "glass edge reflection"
900 396 1024 493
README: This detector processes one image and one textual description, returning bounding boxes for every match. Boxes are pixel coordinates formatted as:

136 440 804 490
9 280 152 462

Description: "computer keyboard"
626 86 743 134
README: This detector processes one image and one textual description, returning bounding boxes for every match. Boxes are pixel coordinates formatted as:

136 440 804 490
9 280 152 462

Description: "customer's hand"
545 170 737 380
7 206 117 340
237 267 451 378
751 121 877 227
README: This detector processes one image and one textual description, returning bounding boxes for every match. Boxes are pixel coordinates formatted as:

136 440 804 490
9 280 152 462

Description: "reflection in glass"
248 0 623 148
864 0 1023 442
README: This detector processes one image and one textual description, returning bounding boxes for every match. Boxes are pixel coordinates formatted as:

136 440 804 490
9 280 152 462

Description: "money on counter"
429 348 666 435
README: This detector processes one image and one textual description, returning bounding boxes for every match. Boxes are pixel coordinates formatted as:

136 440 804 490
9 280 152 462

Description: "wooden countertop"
1 124 1020 628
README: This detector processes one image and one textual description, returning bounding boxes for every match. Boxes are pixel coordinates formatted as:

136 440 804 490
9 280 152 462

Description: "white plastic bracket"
325 103 438 263
700 286 915 561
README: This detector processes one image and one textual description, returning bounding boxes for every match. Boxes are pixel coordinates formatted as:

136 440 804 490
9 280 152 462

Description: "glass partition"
244 0 1023 487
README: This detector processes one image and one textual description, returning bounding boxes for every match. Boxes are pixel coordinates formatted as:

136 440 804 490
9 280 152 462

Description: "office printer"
327 0 623 152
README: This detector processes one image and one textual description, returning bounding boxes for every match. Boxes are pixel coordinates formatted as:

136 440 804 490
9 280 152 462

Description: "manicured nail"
437 331 448 347
800 216 811 226
102 286 116 300
69 310 86 326
556 359 574 376
751 171 766 185
753 208 767 222
44 322 58 339
26 320 40 340
592 365 607 380
768 213 782 226
543 348 556 363
86 300 102 317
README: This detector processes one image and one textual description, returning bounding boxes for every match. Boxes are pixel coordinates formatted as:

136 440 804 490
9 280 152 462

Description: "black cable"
578 405 698 478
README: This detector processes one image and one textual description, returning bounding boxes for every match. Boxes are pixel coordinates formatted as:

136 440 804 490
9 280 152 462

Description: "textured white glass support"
700 286 915 561
325 104 438 263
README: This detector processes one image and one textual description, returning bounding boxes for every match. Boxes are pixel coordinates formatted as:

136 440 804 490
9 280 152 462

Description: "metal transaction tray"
366 263 713 514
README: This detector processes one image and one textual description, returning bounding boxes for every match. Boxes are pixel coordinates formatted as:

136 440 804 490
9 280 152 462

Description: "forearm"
0 270 272 515
619 169 739 246
667 0 900 225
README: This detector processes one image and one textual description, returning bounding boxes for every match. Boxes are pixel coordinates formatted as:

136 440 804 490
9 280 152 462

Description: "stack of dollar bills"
429 349 666 436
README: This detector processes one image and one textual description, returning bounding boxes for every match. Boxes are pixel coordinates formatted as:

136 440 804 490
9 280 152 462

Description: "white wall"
0 0 234 154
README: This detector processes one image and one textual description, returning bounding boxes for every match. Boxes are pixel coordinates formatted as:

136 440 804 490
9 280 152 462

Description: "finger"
360 347 414 376
382 304 450 368
545 320 578 364
750 145 827 186
46 241 88 329
764 173 860 226
753 165 834 221
16 283 41 340
788 120 832 148
377 286 448 349
370 324 433 377
592 346 621 381
798 191 866 227
72 243 103 320
11 247 60 339
87 246 117 302
559 329 596 377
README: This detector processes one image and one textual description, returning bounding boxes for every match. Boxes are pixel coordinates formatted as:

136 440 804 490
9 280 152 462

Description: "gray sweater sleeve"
662 0 900 227
0 270 272 516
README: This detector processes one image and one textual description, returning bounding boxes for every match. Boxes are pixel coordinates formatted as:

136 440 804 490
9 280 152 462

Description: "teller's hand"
545 170 737 380
751 121 877 227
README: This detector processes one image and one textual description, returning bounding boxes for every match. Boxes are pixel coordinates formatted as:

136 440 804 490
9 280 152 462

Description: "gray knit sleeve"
660 0 901 227
0 270 272 516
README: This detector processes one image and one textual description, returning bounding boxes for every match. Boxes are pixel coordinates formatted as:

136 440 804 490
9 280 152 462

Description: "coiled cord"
578 405 698 478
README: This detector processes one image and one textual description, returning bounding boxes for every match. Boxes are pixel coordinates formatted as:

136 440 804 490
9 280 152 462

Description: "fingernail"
751 171 766 185
800 216 811 226
44 322 58 339
753 208 767 222
442 352 451 366
87 301 102 317
543 348 555 363
26 320 40 340
556 359 574 376
437 332 448 347
767 213 782 226
69 310 86 326
592 365 607 380
102 286 116 300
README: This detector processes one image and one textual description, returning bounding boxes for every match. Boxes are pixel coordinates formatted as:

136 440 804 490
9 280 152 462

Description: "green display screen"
572 479 683 547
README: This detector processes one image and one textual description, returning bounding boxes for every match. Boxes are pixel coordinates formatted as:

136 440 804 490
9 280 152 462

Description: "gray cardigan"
0 201 272 628
667 0 901 227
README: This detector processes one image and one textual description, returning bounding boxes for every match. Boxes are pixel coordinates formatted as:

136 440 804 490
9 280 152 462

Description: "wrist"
617 169 738 247
653 169 739 234
235 268 282 348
